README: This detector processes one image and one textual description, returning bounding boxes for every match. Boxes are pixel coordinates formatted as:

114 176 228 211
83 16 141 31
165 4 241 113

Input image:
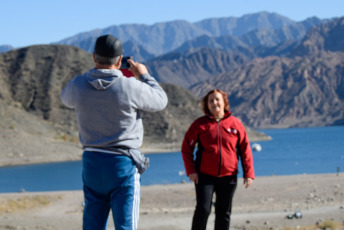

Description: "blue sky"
1 0 343 48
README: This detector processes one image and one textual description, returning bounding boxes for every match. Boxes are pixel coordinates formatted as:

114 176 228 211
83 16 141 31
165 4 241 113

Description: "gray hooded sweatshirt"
60 69 168 151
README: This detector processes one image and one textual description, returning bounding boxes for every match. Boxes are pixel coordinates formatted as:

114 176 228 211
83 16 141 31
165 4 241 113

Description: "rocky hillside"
290 16 344 56
149 17 344 128
191 54 344 128
147 47 252 87
0 45 93 166
0 45 269 166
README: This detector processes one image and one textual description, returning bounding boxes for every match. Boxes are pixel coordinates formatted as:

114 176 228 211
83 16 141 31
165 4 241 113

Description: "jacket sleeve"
131 73 168 112
181 120 199 176
237 122 255 179
60 79 75 108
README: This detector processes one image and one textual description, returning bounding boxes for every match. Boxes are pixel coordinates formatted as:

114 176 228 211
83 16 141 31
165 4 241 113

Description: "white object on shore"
178 171 185 176
252 143 262 152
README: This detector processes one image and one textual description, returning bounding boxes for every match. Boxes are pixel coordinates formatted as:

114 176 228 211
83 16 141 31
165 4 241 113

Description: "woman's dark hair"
202 89 230 115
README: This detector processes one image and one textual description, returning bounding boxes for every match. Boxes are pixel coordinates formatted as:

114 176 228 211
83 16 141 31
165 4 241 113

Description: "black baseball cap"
94 34 123 58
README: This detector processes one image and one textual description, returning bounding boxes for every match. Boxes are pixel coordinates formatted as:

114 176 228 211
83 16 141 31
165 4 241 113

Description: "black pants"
191 173 237 230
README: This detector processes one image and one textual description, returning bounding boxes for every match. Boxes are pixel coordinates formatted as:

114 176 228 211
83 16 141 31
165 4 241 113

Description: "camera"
120 56 133 69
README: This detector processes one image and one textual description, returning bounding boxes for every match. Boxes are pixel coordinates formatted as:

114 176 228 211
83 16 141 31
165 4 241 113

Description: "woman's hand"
244 178 253 188
189 173 199 184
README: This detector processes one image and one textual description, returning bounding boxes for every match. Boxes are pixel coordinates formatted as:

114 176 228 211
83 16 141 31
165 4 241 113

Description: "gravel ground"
0 173 343 230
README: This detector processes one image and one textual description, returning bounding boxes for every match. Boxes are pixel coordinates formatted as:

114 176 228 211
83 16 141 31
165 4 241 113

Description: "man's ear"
117 55 123 67
93 53 97 63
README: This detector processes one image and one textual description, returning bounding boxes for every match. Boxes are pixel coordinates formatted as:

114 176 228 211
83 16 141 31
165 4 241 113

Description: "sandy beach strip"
0 173 343 230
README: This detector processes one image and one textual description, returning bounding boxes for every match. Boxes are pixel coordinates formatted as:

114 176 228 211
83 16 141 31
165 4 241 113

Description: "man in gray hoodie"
60 34 168 230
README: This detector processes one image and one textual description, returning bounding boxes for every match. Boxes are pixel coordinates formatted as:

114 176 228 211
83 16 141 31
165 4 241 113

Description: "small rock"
286 214 294 219
294 211 302 219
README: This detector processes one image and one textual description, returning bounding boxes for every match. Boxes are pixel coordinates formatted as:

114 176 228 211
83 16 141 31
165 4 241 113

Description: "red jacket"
181 112 255 179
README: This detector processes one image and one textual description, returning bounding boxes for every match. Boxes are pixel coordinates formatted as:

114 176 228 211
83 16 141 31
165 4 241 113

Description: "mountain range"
0 12 343 165
53 12 328 60
147 16 344 128
1 12 343 129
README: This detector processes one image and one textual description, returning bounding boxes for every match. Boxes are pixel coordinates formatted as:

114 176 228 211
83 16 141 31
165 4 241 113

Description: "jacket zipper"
217 120 222 176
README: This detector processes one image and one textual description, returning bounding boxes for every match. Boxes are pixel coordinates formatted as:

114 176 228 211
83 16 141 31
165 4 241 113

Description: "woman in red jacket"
181 89 255 230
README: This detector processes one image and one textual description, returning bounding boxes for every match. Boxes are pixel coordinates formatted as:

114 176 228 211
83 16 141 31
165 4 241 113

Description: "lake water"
0 126 343 193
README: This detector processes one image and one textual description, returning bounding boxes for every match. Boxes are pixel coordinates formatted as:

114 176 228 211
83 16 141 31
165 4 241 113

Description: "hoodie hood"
86 69 123 90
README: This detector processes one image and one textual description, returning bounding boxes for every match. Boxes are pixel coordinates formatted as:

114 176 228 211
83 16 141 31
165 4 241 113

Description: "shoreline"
1 173 343 230
0 146 180 168
0 128 271 168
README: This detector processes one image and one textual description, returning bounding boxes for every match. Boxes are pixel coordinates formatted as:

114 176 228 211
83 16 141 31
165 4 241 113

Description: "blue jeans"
82 151 140 230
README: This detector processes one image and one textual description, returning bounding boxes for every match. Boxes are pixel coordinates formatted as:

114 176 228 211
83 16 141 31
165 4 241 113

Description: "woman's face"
207 92 225 118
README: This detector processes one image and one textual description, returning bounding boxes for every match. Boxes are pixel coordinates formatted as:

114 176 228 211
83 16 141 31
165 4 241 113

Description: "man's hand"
128 59 148 79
